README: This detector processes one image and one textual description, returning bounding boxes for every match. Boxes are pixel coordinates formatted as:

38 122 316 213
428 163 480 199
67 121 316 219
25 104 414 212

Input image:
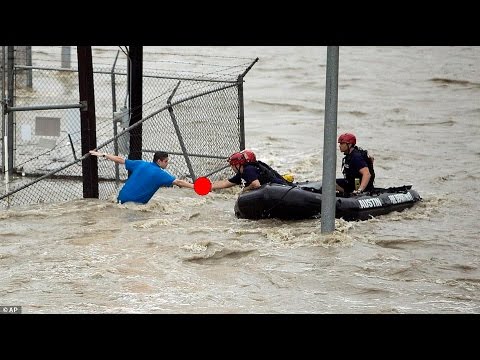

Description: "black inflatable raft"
234 181 421 221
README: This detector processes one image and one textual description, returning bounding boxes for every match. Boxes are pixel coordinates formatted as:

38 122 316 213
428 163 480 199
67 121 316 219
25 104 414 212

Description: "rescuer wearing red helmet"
336 133 375 194
211 149 290 192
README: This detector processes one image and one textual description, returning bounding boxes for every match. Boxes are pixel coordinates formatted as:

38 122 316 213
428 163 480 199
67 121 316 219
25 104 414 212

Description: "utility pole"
321 46 339 234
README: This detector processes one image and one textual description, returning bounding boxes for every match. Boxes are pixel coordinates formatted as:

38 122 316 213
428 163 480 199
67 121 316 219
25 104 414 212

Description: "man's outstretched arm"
89 150 125 165
172 179 194 189
211 179 236 190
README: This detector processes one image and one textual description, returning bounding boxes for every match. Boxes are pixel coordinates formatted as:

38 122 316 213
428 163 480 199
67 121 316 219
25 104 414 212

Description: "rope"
261 184 298 218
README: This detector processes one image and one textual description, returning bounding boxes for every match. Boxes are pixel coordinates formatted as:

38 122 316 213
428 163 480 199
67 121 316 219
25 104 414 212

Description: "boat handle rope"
262 184 298 218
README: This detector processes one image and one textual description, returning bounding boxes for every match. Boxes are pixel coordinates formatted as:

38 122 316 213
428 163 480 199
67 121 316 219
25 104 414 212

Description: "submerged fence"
0 46 257 208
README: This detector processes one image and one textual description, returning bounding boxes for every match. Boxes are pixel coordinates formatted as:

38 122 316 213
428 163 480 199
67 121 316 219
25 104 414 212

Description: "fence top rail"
6 103 85 112
13 65 239 84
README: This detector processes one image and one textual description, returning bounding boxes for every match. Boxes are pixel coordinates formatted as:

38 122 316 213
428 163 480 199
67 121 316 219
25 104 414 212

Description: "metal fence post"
26 46 32 88
237 75 245 151
111 50 120 185
7 46 14 176
1 46 5 174
78 46 99 199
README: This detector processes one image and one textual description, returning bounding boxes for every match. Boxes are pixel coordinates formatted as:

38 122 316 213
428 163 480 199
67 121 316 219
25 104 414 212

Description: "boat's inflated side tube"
234 182 421 221
336 188 421 221
235 183 322 220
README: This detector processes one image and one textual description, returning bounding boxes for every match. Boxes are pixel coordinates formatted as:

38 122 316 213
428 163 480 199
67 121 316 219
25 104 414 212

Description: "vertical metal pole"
61 46 71 69
111 50 119 114
236 57 257 152
26 46 32 88
128 46 142 162
1 46 6 175
7 46 14 176
321 46 339 234
237 75 246 150
77 46 99 199
111 50 120 185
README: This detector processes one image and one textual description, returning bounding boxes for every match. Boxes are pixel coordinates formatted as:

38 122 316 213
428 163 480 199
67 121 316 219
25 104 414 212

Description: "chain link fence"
0 46 256 208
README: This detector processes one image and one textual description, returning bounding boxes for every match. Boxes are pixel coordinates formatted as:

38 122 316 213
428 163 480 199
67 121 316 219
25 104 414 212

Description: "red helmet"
227 149 256 166
228 152 246 166
242 150 256 163
338 133 356 145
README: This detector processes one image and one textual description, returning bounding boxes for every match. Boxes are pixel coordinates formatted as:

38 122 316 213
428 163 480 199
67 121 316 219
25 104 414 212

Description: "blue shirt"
118 159 176 204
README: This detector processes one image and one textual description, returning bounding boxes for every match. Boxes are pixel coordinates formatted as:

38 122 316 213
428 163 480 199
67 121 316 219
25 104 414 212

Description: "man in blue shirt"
89 150 193 204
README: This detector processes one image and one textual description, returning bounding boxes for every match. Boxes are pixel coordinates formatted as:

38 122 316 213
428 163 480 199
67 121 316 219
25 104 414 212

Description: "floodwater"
1 46 479 313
